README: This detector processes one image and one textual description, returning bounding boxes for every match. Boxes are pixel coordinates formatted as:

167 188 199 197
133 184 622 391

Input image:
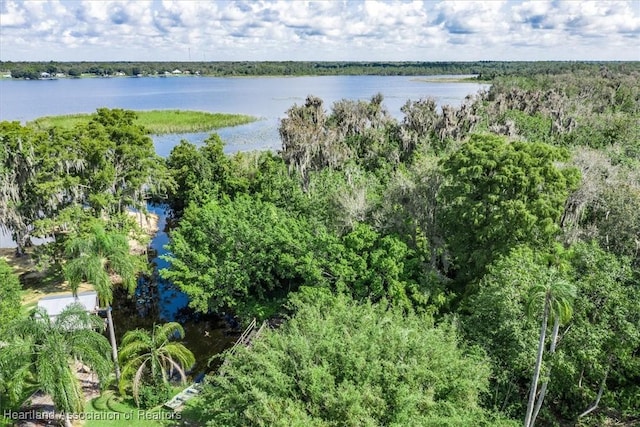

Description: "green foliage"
137 381 172 409
0 109 164 253
197 293 516 426
162 193 442 318
0 304 113 414
556 243 640 419
4 60 637 79
321 223 445 312
161 196 325 316
118 322 195 407
462 246 549 417
306 164 382 233
463 242 640 422
500 110 554 143
564 113 640 150
235 151 309 214
0 259 21 334
439 133 580 281
165 134 243 213
63 222 144 306
77 108 162 215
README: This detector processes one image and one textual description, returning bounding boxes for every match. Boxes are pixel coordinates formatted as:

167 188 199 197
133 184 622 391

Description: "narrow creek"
111 204 240 379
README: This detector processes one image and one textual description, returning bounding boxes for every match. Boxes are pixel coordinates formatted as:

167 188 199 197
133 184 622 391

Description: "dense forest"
1 66 639 426
2 60 640 80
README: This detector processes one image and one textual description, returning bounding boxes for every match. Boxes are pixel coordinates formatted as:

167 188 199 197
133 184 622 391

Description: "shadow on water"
111 204 240 379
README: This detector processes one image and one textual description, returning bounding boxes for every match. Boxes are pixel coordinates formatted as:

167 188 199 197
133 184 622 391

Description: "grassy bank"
28 110 257 135
84 392 178 427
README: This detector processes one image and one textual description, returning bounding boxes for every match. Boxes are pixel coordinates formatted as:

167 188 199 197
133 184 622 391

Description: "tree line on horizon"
1 60 639 80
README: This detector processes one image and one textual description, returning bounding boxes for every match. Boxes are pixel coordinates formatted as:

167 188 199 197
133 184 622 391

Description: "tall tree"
161 196 325 318
0 304 112 427
75 108 160 216
118 322 195 407
524 275 576 427
0 122 40 256
63 222 143 380
439 133 579 282
279 95 341 188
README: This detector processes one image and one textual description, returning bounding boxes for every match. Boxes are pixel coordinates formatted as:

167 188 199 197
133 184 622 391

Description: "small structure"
37 291 99 320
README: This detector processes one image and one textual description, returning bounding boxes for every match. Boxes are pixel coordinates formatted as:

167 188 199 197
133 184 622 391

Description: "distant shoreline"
2 60 638 81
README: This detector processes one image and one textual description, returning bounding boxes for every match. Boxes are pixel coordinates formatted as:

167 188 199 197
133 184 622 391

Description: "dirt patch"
0 248 37 275
129 211 159 255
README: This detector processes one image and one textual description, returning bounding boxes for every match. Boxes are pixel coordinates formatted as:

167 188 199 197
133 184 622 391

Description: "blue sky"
1 0 639 61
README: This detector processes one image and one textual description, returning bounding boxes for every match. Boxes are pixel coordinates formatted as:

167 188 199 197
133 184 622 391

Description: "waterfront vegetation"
1 64 640 426
28 110 257 135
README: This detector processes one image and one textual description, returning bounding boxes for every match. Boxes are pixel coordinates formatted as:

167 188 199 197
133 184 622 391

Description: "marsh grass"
28 110 257 135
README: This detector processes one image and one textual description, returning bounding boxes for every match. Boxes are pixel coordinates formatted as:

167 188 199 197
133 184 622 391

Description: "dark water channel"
111 204 239 378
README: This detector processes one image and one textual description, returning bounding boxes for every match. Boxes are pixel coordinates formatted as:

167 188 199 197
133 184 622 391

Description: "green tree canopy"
161 196 326 318
75 108 161 215
439 133 579 282
463 242 640 423
197 291 516 426
165 134 239 214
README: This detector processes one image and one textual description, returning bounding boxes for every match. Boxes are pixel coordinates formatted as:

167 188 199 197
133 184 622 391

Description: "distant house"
172 69 182 74
39 72 51 79
37 291 99 321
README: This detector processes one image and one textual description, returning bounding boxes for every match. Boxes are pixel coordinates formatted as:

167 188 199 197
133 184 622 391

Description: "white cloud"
0 0 28 27
0 0 638 61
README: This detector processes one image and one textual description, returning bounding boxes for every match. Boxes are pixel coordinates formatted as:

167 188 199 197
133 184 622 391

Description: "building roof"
37 291 99 318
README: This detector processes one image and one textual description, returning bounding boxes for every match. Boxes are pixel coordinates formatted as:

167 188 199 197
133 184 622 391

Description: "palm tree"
63 222 142 381
524 275 576 427
118 322 195 407
0 304 112 427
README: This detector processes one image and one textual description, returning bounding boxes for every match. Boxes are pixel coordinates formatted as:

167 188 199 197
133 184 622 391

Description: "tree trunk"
14 230 27 257
524 294 550 427
578 362 610 419
531 316 560 426
106 306 121 381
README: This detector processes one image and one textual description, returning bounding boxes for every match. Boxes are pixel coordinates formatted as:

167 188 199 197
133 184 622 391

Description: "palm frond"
132 359 149 407
155 322 185 343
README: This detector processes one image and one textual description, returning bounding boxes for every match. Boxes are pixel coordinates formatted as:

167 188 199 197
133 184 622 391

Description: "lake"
0 75 489 376
0 75 488 156
0 75 488 247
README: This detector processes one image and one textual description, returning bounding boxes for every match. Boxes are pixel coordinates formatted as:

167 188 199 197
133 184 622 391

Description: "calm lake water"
0 75 488 155
0 74 488 247
1 75 488 376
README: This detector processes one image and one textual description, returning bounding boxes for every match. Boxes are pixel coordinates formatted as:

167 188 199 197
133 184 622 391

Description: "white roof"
37 291 99 318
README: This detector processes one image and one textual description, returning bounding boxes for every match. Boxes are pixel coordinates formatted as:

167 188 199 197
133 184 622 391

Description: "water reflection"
111 204 239 377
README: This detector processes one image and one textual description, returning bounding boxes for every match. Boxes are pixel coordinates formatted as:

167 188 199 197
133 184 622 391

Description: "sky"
0 0 639 62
